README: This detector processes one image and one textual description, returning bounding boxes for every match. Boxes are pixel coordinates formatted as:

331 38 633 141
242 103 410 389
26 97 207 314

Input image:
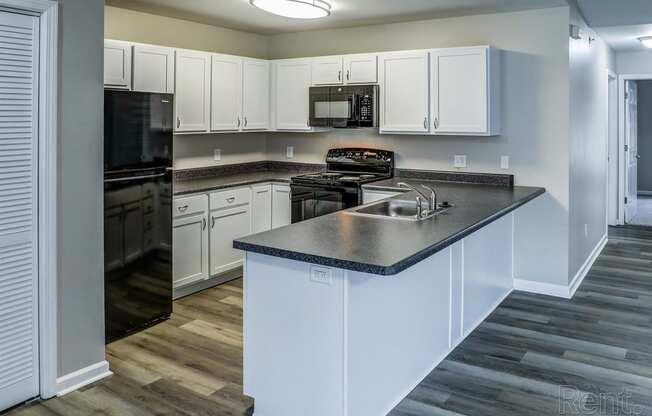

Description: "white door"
173 213 209 288
242 59 270 130
312 56 343 85
104 40 132 90
0 11 40 410
344 54 377 84
209 206 252 276
211 54 243 131
625 80 639 223
274 60 312 130
175 50 211 132
272 184 292 229
379 51 430 133
431 47 488 134
252 185 272 234
132 44 174 93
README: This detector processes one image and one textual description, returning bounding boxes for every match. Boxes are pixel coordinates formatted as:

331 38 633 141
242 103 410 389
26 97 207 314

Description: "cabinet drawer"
174 194 208 218
210 187 251 210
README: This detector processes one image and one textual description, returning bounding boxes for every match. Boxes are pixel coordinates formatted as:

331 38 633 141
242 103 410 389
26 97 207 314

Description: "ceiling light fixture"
639 36 652 49
250 0 331 19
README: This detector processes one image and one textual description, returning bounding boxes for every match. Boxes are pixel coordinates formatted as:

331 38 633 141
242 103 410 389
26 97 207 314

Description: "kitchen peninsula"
234 179 545 416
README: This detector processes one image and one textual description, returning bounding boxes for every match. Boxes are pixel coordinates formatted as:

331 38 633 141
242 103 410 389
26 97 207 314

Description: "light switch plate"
214 149 221 161
454 155 467 168
310 266 333 285
500 155 509 169
286 146 294 159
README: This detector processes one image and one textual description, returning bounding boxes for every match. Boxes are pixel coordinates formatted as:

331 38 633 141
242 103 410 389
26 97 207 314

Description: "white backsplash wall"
174 133 268 170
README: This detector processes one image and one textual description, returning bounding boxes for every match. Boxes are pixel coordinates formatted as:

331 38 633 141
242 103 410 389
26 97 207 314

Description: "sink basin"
347 199 451 221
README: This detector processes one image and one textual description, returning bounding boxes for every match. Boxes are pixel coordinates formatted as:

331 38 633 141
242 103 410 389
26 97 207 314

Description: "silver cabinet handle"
346 70 350 81
434 117 439 129
237 117 241 128
226 197 236 203
307 119 310 127
202 217 207 230
178 205 188 213
177 117 181 129
338 70 341 81
211 216 216 228
244 117 248 127
423 117 428 130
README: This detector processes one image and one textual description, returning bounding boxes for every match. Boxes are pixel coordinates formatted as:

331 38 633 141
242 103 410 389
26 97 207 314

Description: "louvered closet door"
0 11 40 411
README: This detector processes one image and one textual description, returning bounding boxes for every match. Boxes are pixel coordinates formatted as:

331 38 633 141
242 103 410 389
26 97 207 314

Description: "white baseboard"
514 233 607 299
56 360 112 396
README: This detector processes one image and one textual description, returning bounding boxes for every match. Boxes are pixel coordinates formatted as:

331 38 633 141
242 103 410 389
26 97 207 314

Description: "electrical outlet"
454 155 467 168
310 266 332 285
500 156 510 169
286 146 294 159
213 149 221 161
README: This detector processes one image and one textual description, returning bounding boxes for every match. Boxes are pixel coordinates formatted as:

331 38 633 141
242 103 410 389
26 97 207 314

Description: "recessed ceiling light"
639 36 652 49
250 0 331 19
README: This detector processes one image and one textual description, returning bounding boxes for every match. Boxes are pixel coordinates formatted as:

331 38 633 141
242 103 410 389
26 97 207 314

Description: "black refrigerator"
104 90 173 343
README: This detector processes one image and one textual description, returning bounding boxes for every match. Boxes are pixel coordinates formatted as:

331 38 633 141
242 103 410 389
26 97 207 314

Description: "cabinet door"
252 185 272 234
123 201 144 264
209 206 252 276
272 184 292 229
104 40 132 90
379 51 430 133
274 60 312 130
312 56 343 85
344 54 377 84
175 49 211 132
242 59 270 130
104 206 124 271
211 54 243 131
173 212 209 287
431 47 488 135
133 44 174 93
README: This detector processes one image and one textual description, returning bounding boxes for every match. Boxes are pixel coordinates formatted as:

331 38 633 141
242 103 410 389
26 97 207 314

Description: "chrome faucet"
397 182 438 217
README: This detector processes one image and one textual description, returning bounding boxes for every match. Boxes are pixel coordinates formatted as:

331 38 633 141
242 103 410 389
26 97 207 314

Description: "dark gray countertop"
174 169 320 196
234 179 545 275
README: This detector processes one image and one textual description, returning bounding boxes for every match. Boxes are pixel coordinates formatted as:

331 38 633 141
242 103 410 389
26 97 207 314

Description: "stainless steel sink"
347 199 451 221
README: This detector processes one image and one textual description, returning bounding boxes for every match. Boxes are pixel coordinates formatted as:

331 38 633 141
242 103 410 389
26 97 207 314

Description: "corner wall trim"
56 361 112 396
514 233 607 299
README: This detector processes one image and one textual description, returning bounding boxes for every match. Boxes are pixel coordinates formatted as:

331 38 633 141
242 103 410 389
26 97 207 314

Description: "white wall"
174 133 267 170
58 0 106 376
567 4 615 282
267 7 573 286
617 51 652 74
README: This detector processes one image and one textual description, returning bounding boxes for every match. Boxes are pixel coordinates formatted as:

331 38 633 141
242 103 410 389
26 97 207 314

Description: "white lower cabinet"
272 184 292 229
252 185 273 233
173 195 209 288
209 203 252 276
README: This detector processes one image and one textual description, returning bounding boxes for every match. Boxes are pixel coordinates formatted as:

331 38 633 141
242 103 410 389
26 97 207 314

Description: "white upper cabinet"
175 49 211 132
133 44 174 93
430 46 500 136
211 54 243 131
379 51 430 133
272 59 312 131
344 54 377 84
312 56 344 85
104 39 132 90
242 59 270 130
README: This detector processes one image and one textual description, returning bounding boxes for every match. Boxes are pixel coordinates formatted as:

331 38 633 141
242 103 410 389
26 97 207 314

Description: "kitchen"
4 0 651 415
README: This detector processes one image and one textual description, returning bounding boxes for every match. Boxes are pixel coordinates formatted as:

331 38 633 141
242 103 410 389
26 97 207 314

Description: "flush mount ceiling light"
639 36 652 49
250 0 331 19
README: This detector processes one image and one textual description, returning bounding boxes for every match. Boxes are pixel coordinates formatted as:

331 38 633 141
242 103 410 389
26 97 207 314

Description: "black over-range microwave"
309 84 378 128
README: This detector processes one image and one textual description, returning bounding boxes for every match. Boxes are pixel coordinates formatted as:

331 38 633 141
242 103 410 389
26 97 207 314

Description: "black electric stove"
290 148 394 223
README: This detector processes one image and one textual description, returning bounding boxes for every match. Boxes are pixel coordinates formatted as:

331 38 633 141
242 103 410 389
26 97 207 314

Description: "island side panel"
462 213 514 336
243 253 346 416
346 249 453 416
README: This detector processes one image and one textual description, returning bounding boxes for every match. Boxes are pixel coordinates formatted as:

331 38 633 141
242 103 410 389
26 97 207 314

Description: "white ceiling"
576 0 652 52
105 0 569 35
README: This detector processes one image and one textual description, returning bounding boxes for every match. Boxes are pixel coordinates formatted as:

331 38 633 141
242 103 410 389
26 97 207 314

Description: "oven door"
290 184 360 223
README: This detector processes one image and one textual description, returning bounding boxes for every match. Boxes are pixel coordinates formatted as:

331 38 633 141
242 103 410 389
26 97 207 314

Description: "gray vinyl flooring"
6 225 652 416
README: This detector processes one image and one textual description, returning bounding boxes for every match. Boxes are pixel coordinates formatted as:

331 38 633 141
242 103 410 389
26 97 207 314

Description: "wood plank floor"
7 225 652 416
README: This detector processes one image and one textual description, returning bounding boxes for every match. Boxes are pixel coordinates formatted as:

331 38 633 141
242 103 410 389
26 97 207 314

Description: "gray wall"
637 81 652 193
266 7 573 286
567 3 614 282
617 51 652 74
58 0 106 376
